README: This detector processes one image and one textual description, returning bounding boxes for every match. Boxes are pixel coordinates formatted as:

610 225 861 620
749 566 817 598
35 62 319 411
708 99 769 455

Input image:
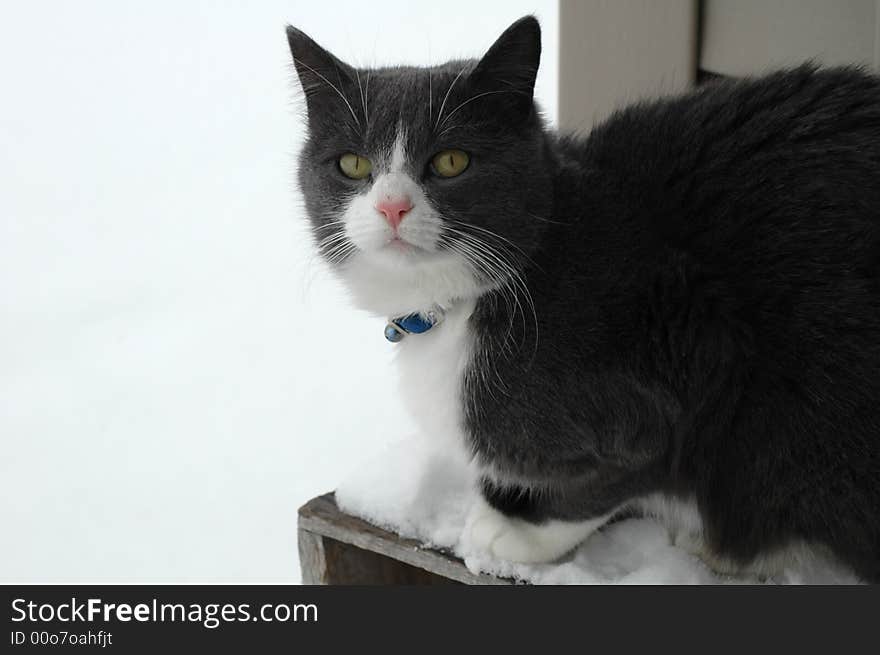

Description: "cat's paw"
463 497 604 564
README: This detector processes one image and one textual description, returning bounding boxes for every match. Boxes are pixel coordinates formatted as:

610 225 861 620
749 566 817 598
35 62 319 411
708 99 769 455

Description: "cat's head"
287 16 552 316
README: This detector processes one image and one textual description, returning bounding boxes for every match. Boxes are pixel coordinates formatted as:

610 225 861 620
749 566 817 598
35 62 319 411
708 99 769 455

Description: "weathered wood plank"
297 527 327 584
321 536 461 584
298 493 511 585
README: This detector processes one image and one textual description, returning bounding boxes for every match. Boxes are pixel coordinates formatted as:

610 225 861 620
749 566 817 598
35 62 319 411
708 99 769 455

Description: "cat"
286 15 880 582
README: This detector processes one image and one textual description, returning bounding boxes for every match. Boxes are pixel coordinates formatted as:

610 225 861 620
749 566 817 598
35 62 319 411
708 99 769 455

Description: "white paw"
463 498 608 564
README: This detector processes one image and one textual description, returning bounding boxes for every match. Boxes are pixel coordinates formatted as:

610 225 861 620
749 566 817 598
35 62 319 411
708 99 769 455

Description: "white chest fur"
394 300 476 457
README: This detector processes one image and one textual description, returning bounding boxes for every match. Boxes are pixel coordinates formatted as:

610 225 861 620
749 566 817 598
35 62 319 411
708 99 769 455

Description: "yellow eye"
431 149 470 178
339 153 372 179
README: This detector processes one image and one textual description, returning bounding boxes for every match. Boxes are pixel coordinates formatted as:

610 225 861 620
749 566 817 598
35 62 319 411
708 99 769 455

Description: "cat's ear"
286 26 356 114
470 16 541 109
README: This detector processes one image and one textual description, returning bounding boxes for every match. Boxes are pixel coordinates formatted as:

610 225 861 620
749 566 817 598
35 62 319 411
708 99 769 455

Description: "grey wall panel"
558 0 697 132
701 0 880 75
876 0 880 67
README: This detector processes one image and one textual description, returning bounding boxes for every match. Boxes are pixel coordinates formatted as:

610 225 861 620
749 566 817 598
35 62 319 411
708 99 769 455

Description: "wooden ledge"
298 493 510 585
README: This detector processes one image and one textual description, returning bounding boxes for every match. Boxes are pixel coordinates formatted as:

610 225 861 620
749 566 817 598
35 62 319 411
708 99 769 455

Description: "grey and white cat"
287 16 880 581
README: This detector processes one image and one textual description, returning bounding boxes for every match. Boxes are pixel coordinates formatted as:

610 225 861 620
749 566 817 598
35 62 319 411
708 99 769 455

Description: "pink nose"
375 197 412 230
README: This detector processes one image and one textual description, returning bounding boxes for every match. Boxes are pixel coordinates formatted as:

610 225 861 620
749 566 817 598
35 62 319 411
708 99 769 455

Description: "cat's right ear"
285 26 355 113
470 16 541 114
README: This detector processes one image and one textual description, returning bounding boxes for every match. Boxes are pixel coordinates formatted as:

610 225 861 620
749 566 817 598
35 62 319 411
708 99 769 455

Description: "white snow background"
0 1 557 583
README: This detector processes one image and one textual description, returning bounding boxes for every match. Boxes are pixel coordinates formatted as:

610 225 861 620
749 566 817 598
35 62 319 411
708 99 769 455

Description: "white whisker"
442 224 539 361
437 90 525 131
434 66 468 132
364 71 371 125
449 219 543 271
293 56 361 130
355 68 368 125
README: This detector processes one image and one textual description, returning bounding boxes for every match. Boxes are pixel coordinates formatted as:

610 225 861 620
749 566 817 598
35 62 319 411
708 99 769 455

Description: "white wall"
0 1 557 582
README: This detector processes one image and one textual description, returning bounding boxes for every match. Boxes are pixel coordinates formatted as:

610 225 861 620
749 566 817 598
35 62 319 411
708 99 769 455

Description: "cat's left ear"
470 16 541 111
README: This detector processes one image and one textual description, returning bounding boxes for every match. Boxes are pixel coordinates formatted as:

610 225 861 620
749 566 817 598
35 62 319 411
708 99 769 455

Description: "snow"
0 1 557 583
337 438 860 584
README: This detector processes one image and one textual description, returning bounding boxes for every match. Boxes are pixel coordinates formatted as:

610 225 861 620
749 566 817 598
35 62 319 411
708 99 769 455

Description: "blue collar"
384 305 446 342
